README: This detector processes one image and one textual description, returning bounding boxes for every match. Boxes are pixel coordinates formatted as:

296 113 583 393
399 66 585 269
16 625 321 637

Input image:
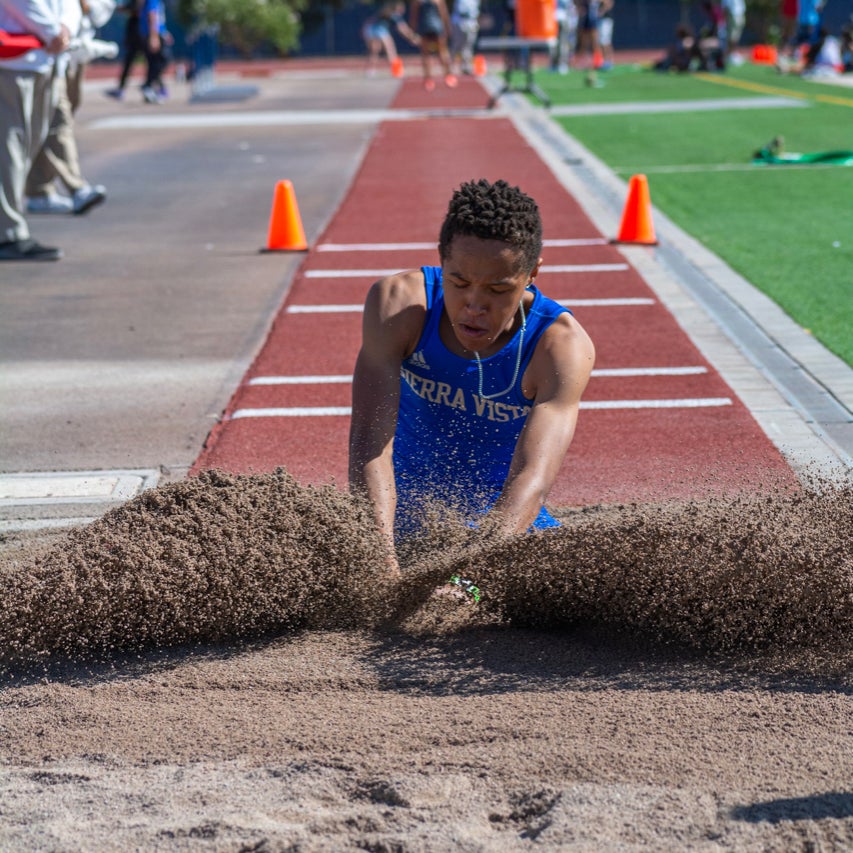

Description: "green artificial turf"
533 62 853 366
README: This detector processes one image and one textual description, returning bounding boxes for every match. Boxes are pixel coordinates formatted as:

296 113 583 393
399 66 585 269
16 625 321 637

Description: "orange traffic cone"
262 179 308 252
473 54 487 76
391 56 404 78
593 47 604 68
612 174 658 245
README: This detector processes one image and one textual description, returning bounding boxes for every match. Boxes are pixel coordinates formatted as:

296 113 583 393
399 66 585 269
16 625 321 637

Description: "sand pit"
1 470 851 850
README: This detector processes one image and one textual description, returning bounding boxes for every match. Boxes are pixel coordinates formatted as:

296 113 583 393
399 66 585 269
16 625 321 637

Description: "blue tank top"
393 266 571 536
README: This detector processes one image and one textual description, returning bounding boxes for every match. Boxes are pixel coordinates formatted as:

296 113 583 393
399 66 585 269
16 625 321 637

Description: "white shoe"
26 194 74 214
142 86 162 104
72 184 107 215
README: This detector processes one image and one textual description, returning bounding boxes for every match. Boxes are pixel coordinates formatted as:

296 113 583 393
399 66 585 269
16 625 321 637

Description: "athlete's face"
441 234 541 355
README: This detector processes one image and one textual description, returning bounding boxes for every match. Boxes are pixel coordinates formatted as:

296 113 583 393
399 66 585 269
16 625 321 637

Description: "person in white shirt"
450 0 480 75
25 0 115 216
0 0 80 260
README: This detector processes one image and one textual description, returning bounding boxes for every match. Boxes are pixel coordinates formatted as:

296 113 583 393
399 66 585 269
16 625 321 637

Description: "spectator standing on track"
699 0 726 69
26 0 114 216
598 1 614 69
409 0 457 90
361 0 421 77
0 0 78 261
779 0 799 58
722 0 744 62
449 0 480 75
139 0 170 103
105 0 144 100
349 178 595 576
549 0 577 74
576 0 612 86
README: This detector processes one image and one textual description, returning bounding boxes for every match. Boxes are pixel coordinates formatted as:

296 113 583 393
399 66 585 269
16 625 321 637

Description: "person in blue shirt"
349 178 595 576
139 0 170 103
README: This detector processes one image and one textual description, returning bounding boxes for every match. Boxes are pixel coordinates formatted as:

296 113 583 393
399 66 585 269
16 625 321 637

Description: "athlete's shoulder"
366 268 427 318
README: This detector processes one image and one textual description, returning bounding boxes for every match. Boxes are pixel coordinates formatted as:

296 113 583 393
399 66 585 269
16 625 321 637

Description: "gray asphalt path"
1 71 390 526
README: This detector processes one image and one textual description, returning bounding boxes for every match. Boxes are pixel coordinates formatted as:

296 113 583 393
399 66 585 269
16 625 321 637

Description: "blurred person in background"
549 0 577 74
139 0 170 103
449 0 480 75
105 0 143 100
26 0 116 215
361 0 421 77
598 0 614 69
410 0 456 90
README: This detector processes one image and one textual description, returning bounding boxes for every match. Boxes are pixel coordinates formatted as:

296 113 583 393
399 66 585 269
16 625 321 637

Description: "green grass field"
531 62 853 366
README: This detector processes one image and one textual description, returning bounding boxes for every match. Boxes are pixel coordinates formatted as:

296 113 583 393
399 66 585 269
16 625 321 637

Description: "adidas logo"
410 350 430 370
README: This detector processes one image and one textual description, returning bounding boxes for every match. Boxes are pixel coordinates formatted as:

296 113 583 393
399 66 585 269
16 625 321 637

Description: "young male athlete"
348 179 595 576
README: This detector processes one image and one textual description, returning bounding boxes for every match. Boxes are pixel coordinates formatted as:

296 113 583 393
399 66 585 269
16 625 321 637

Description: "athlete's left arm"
491 313 595 534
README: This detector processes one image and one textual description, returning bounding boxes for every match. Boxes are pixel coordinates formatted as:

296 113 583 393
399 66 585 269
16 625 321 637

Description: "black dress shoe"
0 239 63 261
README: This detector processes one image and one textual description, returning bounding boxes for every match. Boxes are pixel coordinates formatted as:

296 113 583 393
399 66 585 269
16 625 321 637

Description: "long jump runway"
193 77 795 506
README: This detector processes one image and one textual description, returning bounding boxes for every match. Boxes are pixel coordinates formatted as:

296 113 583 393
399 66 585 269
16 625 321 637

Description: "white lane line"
287 304 363 313
544 264 628 273
230 397 732 418
89 107 499 131
303 263 628 279
285 297 654 314
550 96 806 117
592 366 707 377
232 407 351 418
316 238 608 251
559 297 654 307
581 397 731 410
247 366 708 385
614 162 850 175
249 374 354 385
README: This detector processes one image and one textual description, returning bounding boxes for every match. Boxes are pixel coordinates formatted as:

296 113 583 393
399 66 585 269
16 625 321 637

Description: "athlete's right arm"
348 270 425 575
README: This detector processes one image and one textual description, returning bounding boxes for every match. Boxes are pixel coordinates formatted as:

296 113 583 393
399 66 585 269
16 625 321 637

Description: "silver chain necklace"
474 297 527 400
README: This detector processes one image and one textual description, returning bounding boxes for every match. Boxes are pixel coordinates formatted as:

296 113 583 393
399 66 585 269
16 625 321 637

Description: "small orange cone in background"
593 47 604 68
612 174 658 245
751 44 778 64
262 179 308 252
473 54 487 76
391 56 404 78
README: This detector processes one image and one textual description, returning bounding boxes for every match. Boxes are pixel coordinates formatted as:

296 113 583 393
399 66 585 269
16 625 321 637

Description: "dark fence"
96 1 851 62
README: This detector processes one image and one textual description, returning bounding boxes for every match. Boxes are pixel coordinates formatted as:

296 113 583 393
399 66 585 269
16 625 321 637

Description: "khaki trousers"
26 63 86 198
0 65 58 242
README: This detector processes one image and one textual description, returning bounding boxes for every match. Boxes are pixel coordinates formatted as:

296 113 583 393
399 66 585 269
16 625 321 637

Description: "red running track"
193 77 795 505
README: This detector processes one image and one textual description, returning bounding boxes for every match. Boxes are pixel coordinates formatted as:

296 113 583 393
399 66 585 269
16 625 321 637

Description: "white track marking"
316 238 608 251
230 397 731 418
231 407 351 418
581 397 731 409
591 366 707 377
550 96 805 116
89 97 806 131
248 374 354 385
304 263 628 278
247 366 708 385
287 304 364 313
615 162 853 175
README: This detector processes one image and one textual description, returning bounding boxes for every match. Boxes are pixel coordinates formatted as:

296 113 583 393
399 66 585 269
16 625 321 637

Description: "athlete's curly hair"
438 179 543 273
